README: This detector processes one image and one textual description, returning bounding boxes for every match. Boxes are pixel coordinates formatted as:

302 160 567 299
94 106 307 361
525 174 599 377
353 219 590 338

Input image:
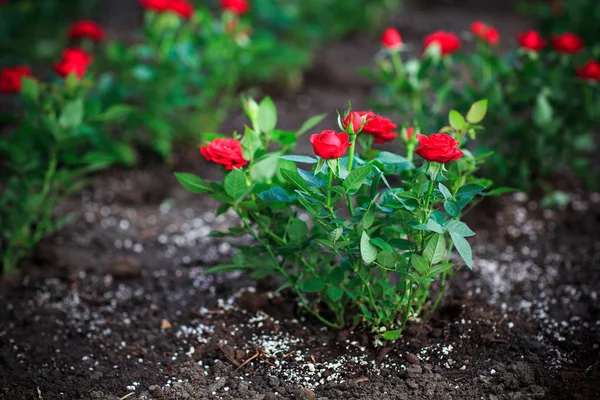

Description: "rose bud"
220 0 250 15
405 127 415 141
310 130 351 159
517 30 546 52
381 28 402 50
415 133 464 163
0 66 32 94
200 138 248 170
53 48 93 79
68 21 106 42
576 60 600 81
423 31 462 56
470 21 499 46
470 21 487 38
343 111 368 134
552 33 584 54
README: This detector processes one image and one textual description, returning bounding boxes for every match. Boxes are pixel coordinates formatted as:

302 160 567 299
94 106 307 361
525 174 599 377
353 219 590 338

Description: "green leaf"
251 153 279 182
343 164 373 193
287 218 308 243
411 253 429 275
20 77 39 102
424 233 446 264
300 277 326 293
533 92 553 127
456 183 486 199
175 172 211 194
58 99 84 129
279 155 318 164
362 207 376 230
450 232 473 269
280 167 311 193
428 263 454 276
327 286 344 302
466 99 488 124
224 168 248 202
374 152 413 171
444 200 461 217
376 250 396 268
370 238 394 252
449 110 466 131
258 186 295 202
94 104 133 122
379 330 401 341
426 218 444 234
438 183 452 200
445 220 475 237
484 187 517 196
241 128 262 161
295 113 327 137
258 96 277 133
360 231 378 265
329 227 343 242
328 267 345 285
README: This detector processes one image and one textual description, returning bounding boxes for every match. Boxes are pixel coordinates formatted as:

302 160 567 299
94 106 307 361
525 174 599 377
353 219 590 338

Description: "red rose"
471 21 500 46
0 66 32 94
351 111 398 143
381 28 402 50
517 30 546 52
415 133 463 163
405 127 415 141
576 60 600 81
310 130 351 159
53 48 93 79
552 33 583 54
200 138 247 170
169 0 194 19
470 21 486 37
139 0 169 12
423 31 461 56
220 0 250 15
485 27 500 46
68 20 105 42
139 0 193 18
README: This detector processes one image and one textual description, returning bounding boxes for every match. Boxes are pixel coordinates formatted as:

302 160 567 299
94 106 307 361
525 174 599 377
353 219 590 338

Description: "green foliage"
1 76 131 274
178 98 487 339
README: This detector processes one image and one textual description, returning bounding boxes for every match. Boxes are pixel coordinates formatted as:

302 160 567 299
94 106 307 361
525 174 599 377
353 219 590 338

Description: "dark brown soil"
1 2 600 400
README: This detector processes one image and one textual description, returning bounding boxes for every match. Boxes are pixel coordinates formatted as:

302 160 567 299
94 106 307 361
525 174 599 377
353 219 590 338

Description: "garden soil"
1 1 599 399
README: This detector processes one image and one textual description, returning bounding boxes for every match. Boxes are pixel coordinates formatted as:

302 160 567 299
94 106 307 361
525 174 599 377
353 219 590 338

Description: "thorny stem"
427 242 454 318
345 134 357 217
238 211 341 329
391 51 405 77
401 283 415 332
326 167 333 208
356 262 383 324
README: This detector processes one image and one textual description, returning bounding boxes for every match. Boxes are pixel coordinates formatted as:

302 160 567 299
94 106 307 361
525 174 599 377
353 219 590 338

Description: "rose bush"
366 21 600 193
177 97 492 338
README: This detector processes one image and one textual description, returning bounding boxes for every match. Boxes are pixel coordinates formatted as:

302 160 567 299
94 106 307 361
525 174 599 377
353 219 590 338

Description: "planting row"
0 0 398 274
